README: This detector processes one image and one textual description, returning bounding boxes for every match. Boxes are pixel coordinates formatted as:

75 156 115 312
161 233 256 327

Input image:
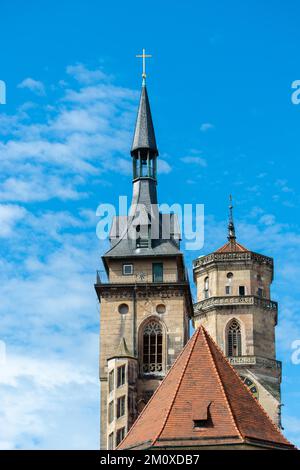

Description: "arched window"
227 319 242 357
142 321 163 374
204 276 209 299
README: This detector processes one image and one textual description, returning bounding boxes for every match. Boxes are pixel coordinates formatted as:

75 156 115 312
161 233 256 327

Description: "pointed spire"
131 85 158 156
227 194 236 242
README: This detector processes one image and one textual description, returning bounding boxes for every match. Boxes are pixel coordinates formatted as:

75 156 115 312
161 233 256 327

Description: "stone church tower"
95 77 193 449
192 201 282 426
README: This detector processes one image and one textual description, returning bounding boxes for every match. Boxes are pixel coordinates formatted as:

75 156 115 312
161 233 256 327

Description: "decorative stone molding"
228 355 281 371
194 295 278 313
193 251 273 270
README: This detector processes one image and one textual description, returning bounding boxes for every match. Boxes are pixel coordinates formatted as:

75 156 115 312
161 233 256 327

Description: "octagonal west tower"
192 203 282 427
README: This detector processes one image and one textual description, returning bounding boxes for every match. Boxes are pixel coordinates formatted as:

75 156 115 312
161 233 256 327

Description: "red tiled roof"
215 240 249 253
117 327 295 450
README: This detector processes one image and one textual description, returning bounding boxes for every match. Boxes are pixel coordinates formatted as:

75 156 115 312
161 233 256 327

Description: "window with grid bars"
142 321 163 374
116 427 125 446
117 365 125 388
227 319 242 357
116 396 126 419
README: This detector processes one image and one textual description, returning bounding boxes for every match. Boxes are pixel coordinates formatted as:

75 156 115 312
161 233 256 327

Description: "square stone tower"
193 202 281 426
95 79 193 449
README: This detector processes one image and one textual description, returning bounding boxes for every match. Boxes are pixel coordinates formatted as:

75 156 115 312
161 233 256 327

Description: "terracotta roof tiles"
117 327 295 450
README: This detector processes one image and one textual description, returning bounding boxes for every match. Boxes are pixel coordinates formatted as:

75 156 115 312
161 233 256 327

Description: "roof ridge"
202 327 294 447
116 331 197 449
152 328 200 446
200 326 243 440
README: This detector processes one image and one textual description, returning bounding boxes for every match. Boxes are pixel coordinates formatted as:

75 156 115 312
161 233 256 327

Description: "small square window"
117 396 126 419
225 286 231 295
117 365 126 388
123 264 133 275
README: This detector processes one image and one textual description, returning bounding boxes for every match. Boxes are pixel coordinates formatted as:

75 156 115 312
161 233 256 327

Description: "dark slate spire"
131 84 158 156
228 194 236 242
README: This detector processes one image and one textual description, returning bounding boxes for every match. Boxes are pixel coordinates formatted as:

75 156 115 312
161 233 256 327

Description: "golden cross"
136 48 152 82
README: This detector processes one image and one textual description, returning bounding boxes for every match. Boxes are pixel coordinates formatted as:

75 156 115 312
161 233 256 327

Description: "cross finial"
136 48 152 86
228 194 236 242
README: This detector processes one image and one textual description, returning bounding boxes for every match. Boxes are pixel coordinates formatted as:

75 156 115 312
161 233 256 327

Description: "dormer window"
193 401 212 429
136 224 150 249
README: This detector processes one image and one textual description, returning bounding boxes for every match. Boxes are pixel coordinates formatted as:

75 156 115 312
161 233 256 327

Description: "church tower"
95 65 193 449
192 199 282 427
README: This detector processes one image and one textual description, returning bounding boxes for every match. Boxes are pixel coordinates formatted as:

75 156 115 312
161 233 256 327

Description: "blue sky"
0 0 300 449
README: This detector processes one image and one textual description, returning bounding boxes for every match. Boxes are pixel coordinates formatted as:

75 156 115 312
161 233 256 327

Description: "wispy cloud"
200 122 214 132
181 156 207 167
1 65 138 203
18 78 46 96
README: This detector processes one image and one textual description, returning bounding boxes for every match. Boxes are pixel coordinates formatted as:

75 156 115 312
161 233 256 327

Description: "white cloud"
158 159 172 174
200 122 214 132
259 214 276 226
18 78 46 96
0 204 103 449
0 204 27 237
66 63 108 84
181 156 207 167
0 67 138 203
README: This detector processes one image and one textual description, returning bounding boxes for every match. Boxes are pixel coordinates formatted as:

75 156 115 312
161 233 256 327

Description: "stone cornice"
193 251 274 270
194 295 278 317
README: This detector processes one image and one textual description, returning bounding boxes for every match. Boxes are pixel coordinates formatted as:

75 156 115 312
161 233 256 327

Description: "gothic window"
116 396 126 419
117 365 125 388
204 276 209 299
227 319 242 357
142 321 163 374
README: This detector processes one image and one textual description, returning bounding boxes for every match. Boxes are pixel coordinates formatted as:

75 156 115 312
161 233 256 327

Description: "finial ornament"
228 194 236 242
136 48 152 86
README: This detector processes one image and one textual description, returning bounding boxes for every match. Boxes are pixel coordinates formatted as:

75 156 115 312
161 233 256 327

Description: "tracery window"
227 319 242 357
142 321 163 374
